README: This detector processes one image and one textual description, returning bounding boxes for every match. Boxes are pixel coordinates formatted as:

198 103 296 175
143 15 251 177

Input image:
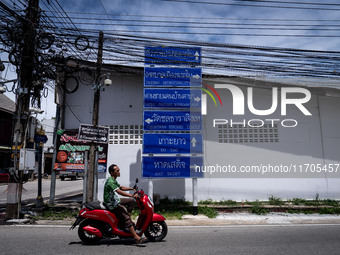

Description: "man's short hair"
108 164 118 174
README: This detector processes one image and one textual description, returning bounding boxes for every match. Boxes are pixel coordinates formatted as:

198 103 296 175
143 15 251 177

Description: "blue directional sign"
144 88 201 109
145 46 201 66
143 110 202 131
144 67 202 87
34 134 48 144
142 156 204 178
143 133 203 154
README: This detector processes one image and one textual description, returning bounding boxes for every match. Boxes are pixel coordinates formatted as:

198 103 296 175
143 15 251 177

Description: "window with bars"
217 124 279 143
109 125 143 145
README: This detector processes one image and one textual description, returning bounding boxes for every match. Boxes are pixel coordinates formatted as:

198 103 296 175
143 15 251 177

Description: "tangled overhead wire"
0 0 97 108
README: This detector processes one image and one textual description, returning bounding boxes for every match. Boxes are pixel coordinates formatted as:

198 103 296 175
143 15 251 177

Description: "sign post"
143 133 203 154
144 88 202 109
78 124 109 143
143 46 203 214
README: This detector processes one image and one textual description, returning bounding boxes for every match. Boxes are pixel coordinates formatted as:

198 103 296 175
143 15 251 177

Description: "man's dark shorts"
113 198 135 229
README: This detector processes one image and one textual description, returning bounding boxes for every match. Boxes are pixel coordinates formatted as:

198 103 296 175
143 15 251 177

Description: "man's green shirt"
103 176 120 210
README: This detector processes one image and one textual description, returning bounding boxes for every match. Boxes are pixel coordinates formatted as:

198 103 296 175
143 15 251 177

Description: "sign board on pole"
143 46 203 179
143 110 202 131
144 67 202 87
144 88 202 109
54 129 108 173
145 46 201 66
142 156 203 178
34 134 48 143
143 133 203 154
78 124 109 144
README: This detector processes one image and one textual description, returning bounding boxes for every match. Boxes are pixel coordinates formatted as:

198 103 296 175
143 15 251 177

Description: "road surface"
0 224 339 255
0 178 83 205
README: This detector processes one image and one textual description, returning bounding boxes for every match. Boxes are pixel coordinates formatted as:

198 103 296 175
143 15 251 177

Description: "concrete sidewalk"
32 212 340 226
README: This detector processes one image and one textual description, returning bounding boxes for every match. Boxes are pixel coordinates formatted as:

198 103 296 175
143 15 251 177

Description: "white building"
62 65 340 202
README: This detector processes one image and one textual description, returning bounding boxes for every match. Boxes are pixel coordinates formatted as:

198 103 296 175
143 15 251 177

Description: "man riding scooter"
103 164 148 244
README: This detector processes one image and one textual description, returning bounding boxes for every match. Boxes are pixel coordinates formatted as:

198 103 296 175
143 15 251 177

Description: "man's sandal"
135 237 148 244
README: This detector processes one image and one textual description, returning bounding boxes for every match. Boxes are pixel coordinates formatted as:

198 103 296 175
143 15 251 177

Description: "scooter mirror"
135 178 139 184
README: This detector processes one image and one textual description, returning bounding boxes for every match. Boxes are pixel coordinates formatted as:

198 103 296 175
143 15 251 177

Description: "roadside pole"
48 105 61 205
93 149 99 202
86 31 104 202
148 179 153 201
192 178 198 215
83 151 88 205
36 144 43 208
6 0 40 219
49 65 64 205
6 85 22 219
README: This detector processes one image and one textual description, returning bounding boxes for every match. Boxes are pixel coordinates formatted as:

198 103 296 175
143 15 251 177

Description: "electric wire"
162 0 340 11
2 0 340 80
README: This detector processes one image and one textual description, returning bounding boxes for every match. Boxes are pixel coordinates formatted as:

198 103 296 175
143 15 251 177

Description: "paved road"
0 178 83 205
0 224 339 255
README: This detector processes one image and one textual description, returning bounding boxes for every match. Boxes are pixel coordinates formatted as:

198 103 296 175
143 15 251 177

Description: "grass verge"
30 195 340 221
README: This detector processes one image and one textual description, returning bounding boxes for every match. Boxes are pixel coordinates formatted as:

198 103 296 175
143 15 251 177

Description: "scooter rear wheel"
78 219 102 245
144 221 168 242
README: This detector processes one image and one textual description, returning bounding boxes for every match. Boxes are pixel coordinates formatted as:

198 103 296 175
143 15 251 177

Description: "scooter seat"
84 201 107 210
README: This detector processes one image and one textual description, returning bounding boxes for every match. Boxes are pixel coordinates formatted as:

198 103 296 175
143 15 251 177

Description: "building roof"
72 61 340 96
0 94 15 114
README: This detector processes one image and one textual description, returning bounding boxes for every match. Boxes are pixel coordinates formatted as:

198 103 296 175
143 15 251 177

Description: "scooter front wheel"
78 219 102 245
144 221 168 242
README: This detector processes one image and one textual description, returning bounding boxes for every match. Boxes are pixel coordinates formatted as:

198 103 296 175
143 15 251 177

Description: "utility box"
19 149 36 171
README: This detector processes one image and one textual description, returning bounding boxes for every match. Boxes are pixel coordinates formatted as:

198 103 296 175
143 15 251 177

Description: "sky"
2 0 340 119
55 0 340 51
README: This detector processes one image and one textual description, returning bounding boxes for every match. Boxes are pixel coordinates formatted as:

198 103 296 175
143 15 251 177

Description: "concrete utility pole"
49 66 64 205
86 31 104 202
6 0 40 219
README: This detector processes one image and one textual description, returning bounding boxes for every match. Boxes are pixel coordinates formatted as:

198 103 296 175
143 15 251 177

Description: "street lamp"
92 73 112 90
29 107 44 114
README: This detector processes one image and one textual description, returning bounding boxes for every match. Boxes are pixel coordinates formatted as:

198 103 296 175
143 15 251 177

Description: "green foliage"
219 200 238 206
159 197 192 206
318 207 340 215
157 197 218 219
290 198 307 205
199 199 214 205
268 195 284 206
199 199 237 206
32 196 340 221
198 206 218 218
322 199 339 207
245 200 259 205
154 206 217 219
250 200 269 215
34 207 78 221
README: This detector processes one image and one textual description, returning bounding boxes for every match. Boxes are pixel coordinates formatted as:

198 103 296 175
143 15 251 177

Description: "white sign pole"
192 178 198 215
148 179 153 201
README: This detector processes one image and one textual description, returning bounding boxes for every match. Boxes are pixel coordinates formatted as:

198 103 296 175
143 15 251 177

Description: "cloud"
54 0 340 51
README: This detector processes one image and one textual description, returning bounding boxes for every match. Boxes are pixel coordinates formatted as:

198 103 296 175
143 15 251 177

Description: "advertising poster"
54 129 108 173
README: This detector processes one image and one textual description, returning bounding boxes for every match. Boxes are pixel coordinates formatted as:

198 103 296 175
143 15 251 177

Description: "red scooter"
70 179 167 245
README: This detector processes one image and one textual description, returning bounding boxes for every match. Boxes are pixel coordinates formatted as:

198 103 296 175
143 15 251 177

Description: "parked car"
0 168 9 183
59 170 84 181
